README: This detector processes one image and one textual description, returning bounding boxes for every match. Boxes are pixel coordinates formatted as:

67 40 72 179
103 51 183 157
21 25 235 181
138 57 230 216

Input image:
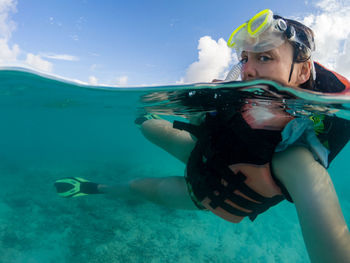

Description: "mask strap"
288 61 295 83
288 41 300 83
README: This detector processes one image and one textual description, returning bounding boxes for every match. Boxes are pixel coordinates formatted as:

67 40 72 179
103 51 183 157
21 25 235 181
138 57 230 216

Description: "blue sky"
1 0 350 86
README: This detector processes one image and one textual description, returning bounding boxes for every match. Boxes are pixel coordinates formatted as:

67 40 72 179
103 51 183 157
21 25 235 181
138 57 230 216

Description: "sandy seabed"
0 159 314 263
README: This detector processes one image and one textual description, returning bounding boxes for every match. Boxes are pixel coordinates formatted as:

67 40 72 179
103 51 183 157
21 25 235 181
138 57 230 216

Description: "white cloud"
88 52 99 57
25 53 53 72
41 53 79 61
0 0 76 75
180 36 234 83
70 34 79 41
302 0 350 78
0 1 51 72
88 75 98 85
48 17 62 27
0 38 18 62
0 0 16 40
316 0 343 12
180 0 350 83
90 64 101 71
75 16 85 31
0 0 19 63
115 75 128 85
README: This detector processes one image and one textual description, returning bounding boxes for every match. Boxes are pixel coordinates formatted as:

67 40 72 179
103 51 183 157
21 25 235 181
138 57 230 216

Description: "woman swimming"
55 10 350 263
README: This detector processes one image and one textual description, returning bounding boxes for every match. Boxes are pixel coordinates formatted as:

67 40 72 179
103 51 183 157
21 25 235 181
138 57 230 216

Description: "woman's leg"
98 176 199 210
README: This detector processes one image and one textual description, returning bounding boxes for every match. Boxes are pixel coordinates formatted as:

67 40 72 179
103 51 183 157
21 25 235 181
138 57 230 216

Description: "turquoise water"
0 68 349 263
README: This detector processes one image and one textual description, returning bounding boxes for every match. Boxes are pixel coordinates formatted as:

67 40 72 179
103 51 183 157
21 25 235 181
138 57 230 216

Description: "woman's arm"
272 146 350 263
140 119 196 164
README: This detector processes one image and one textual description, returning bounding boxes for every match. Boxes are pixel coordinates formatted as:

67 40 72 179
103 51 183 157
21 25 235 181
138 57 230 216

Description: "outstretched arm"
272 146 350 263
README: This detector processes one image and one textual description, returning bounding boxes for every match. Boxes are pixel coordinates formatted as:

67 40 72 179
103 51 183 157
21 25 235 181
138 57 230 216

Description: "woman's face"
240 41 309 88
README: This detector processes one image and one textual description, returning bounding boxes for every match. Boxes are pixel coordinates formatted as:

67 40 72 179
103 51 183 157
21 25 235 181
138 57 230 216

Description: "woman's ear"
296 60 312 85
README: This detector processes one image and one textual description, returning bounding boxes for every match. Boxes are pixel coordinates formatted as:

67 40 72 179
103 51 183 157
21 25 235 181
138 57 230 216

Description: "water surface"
0 68 349 263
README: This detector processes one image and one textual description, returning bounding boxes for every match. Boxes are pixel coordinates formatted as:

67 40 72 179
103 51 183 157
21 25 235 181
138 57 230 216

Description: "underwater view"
0 68 349 263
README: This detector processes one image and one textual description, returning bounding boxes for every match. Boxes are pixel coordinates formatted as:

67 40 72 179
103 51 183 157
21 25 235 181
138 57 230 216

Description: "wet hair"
274 15 316 90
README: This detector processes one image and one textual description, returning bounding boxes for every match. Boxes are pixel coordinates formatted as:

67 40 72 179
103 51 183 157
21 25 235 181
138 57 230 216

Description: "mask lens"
227 22 247 48
247 9 273 37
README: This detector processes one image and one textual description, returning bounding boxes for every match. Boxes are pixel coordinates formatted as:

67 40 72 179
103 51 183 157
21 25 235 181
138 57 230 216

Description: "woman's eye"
259 55 272 62
240 57 248 64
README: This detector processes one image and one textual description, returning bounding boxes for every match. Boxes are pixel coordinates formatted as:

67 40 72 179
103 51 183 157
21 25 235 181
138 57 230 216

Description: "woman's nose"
241 60 257 81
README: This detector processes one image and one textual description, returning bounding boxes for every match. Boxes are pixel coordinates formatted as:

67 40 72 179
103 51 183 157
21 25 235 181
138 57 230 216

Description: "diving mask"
227 9 311 54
